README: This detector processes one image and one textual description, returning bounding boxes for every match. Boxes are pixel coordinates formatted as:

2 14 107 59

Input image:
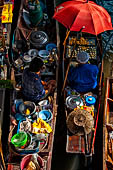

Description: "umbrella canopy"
53 0 113 35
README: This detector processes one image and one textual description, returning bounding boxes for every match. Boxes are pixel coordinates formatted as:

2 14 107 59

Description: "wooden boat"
1 0 58 169
60 31 103 166
103 68 113 170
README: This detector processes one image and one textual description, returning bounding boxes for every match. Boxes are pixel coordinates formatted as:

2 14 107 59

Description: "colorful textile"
22 68 45 102
67 64 99 93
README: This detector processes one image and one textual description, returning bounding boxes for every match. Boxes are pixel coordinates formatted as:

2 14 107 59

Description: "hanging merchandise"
39 0 47 13
22 9 32 29
28 0 43 26
30 31 49 49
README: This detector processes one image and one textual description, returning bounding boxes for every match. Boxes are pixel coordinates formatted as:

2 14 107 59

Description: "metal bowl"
28 49 38 57
38 50 50 60
18 101 36 117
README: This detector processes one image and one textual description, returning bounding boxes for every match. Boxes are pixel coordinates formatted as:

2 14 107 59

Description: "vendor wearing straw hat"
67 51 99 93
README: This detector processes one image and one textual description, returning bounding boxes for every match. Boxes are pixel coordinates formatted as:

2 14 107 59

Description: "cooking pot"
30 31 49 49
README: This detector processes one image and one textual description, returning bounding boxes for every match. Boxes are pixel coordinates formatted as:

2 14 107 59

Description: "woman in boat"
22 57 56 102
67 51 99 93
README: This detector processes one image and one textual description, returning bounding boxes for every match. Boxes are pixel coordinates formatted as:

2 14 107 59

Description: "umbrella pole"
63 30 70 47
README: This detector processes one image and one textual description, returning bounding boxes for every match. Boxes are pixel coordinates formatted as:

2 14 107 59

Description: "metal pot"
30 31 49 49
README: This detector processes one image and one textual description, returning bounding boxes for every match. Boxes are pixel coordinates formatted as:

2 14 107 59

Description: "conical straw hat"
67 109 94 135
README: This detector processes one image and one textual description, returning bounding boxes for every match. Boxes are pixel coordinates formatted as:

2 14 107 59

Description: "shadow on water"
52 153 86 170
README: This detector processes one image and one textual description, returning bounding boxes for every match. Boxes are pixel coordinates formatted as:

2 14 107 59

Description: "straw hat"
66 109 94 135
76 51 90 64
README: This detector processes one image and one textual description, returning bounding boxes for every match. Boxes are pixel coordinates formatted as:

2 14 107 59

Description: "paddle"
0 125 6 170
62 26 85 93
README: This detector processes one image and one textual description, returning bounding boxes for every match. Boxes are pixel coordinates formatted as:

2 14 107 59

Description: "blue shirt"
22 68 45 102
67 64 99 93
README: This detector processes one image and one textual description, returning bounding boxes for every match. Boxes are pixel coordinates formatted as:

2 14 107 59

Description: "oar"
62 29 70 81
62 26 85 93
0 126 6 170
62 40 77 93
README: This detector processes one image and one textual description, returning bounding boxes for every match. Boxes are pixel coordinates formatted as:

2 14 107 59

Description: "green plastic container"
11 132 28 148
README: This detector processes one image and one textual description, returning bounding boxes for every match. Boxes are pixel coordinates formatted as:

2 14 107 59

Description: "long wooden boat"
103 71 113 170
60 31 103 166
1 0 59 169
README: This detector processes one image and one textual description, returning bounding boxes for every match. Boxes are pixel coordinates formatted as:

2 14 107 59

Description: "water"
96 1 113 53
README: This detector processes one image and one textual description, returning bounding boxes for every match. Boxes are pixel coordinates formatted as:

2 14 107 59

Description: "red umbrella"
53 0 113 35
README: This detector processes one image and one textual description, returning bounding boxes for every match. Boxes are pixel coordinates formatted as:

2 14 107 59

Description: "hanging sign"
2 3 13 23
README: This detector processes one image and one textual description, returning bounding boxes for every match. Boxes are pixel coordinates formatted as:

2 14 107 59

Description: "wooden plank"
39 92 57 170
103 78 109 170
103 77 113 170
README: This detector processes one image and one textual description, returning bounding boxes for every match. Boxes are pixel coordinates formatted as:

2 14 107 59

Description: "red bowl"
20 154 44 170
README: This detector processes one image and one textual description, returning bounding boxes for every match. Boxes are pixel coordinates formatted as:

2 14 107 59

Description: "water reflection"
96 1 113 52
